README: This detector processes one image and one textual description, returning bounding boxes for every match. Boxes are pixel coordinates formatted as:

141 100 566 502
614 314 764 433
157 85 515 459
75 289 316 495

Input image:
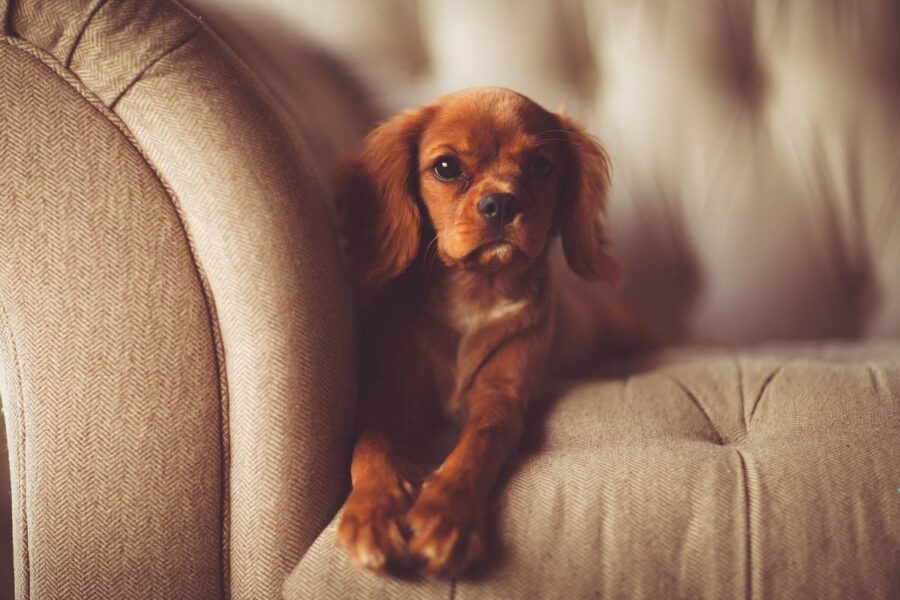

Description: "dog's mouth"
462 240 520 272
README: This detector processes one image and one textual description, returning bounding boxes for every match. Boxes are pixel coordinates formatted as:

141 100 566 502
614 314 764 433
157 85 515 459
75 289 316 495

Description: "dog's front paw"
406 477 485 578
337 480 415 574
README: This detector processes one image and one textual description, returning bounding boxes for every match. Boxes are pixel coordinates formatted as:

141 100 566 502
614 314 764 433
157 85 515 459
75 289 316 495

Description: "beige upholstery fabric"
0 421 11 593
285 342 900 599
1 0 355 598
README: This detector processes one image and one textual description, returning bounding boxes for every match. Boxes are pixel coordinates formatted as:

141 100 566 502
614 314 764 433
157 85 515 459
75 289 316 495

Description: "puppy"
335 87 641 577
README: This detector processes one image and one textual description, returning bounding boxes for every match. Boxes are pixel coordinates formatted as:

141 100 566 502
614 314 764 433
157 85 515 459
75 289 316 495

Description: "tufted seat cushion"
285 341 900 599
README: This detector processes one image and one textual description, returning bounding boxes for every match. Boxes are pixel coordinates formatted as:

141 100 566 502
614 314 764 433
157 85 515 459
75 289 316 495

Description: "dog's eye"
433 156 463 181
527 155 554 179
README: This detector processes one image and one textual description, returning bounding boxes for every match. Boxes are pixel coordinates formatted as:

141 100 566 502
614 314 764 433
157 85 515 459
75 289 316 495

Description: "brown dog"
335 87 641 577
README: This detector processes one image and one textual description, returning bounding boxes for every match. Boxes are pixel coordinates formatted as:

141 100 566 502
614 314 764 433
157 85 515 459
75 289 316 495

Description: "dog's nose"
477 193 520 227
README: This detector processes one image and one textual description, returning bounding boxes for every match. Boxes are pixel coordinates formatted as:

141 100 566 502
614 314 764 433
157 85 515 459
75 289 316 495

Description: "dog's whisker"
532 139 566 149
536 128 605 146
422 236 440 279
536 129 573 139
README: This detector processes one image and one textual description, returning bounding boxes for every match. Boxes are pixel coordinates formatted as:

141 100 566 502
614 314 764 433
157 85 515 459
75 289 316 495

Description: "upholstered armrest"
0 2 354 598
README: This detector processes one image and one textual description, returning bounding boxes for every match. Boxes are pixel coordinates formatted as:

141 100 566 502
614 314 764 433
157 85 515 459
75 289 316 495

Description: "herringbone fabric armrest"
0 35 226 598
1 1 356 598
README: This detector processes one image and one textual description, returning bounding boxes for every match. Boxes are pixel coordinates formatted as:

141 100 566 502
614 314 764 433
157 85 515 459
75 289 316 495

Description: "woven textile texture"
0 0 356 598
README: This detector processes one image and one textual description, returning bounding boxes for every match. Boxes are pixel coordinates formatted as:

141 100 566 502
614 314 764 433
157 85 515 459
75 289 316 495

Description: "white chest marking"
452 297 529 333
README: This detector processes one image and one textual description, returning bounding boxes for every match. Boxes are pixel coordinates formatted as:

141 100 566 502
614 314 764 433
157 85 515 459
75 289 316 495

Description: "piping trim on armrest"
0 298 29 599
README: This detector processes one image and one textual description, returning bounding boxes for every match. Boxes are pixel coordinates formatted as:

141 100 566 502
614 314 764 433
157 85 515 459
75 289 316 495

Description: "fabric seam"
735 449 754 600
64 0 111 68
736 354 746 435
0 33 231 598
749 364 784 424
671 377 727 445
867 364 884 405
0 297 29 600
109 28 200 109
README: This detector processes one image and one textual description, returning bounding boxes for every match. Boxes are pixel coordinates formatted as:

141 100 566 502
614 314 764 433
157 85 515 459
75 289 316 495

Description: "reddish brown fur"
335 88 641 577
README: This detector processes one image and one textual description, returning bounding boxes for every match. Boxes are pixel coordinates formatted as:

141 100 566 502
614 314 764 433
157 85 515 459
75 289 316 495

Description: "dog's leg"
337 335 434 574
337 418 416 573
406 327 548 577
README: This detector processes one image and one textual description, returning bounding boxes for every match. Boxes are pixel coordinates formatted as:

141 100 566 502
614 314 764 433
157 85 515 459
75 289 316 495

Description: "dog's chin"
461 241 521 274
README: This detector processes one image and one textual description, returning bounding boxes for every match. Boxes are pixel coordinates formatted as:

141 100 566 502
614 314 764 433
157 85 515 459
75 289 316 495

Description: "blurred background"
189 0 900 344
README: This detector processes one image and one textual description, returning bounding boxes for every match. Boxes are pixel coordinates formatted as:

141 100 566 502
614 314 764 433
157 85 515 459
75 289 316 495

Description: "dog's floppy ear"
556 114 624 286
337 107 434 291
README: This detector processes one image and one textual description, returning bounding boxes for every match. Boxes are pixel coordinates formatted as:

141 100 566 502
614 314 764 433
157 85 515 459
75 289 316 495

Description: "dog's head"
339 87 622 290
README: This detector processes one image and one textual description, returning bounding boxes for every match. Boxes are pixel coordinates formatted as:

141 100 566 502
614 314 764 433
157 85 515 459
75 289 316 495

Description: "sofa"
0 0 897 598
